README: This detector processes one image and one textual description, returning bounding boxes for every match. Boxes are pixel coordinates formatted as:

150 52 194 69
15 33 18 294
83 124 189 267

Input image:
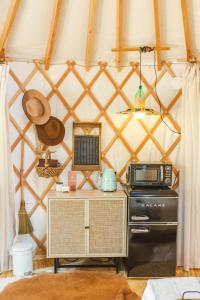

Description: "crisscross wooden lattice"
8 60 181 256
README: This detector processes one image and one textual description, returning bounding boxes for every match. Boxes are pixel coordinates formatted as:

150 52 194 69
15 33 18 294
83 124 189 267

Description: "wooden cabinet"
47 190 127 258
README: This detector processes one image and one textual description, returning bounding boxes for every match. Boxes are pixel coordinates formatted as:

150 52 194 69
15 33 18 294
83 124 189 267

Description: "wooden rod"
44 0 63 70
0 0 21 55
180 0 191 61
153 0 161 70
20 138 25 202
178 57 200 63
20 138 24 172
116 0 123 71
85 0 97 71
112 46 170 52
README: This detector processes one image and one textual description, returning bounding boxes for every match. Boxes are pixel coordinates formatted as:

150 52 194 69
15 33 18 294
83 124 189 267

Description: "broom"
18 139 33 234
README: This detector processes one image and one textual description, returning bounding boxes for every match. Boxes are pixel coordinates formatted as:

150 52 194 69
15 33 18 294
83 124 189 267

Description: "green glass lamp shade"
134 85 145 108
133 85 145 119
135 85 144 100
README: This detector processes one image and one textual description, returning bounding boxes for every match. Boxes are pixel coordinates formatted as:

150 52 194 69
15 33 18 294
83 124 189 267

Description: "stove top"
123 185 178 197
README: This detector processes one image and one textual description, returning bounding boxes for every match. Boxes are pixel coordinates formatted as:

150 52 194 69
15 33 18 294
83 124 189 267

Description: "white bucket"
10 242 33 277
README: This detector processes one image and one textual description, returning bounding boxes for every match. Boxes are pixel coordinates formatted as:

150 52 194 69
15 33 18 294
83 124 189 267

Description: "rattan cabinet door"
88 199 126 257
48 199 86 257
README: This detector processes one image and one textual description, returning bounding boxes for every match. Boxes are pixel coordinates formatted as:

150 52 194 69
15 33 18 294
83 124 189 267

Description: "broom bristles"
18 206 33 234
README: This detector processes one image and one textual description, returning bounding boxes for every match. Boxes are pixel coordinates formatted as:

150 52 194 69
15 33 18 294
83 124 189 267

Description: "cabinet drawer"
47 199 86 257
88 198 127 257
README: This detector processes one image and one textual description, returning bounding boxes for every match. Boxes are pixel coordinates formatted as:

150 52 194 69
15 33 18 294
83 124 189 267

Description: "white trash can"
11 242 33 277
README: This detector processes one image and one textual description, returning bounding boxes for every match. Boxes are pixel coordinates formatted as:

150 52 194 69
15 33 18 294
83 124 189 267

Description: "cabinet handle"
85 226 90 229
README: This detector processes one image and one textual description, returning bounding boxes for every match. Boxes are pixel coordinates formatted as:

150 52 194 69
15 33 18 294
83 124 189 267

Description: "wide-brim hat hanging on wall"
22 89 51 125
36 116 65 146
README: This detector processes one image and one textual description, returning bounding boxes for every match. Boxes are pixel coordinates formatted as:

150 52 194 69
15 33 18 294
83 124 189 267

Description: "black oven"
127 162 172 187
127 223 177 277
125 186 178 278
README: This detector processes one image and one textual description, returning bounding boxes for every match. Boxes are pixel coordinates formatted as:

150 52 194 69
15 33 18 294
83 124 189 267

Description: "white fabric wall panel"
7 61 183 255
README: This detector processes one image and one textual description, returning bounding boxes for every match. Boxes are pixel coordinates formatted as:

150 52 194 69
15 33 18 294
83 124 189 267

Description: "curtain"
0 64 15 272
177 63 200 269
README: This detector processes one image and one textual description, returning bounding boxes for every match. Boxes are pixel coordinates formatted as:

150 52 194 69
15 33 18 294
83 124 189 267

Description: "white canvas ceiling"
0 0 199 66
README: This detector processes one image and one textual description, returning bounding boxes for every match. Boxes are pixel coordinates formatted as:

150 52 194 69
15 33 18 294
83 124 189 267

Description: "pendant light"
118 47 160 118
133 49 145 119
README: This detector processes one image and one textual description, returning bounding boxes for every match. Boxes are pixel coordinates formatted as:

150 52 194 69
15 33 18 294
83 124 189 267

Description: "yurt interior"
0 0 200 299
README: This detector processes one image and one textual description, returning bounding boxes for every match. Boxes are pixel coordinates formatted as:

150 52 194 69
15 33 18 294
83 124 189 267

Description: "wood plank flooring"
1 259 200 299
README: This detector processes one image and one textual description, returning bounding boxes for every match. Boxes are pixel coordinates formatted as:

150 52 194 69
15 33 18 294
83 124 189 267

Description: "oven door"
126 223 177 278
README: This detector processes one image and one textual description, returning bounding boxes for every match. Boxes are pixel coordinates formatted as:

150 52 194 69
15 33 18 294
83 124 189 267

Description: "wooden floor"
128 268 200 298
1 259 200 299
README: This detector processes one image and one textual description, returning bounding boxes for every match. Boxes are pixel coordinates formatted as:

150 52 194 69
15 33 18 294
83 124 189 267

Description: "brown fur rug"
0 270 139 300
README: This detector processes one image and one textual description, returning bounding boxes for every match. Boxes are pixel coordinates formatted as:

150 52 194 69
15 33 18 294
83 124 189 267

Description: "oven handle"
131 215 150 221
131 228 150 234
129 222 178 226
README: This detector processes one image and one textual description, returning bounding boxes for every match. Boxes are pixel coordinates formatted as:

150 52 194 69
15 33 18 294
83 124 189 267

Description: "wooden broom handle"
21 138 24 170
20 138 25 207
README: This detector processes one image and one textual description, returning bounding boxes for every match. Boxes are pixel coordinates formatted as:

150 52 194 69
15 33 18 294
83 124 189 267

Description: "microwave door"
134 167 159 185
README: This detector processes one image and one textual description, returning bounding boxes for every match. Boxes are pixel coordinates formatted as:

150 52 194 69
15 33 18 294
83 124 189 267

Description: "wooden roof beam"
112 46 170 52
116 0 123 71
0 0 21 57
180 0 191 61
44 0 63 70
153 0 161 70
85 0 97 71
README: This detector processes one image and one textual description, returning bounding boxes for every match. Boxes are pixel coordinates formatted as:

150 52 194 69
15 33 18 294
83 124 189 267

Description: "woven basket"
36 150 63 178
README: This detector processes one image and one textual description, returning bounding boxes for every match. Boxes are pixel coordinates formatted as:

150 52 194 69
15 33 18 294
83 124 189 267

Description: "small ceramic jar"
56 182 63 192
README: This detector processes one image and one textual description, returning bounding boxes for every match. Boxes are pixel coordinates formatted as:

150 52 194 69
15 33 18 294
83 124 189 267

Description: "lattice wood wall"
8 60 182 257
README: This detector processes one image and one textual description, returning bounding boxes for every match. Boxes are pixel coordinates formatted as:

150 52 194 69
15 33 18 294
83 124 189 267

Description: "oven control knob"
165 178 171 184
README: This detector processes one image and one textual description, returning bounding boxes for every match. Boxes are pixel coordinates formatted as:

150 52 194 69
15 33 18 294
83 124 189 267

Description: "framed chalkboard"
72 122 101 171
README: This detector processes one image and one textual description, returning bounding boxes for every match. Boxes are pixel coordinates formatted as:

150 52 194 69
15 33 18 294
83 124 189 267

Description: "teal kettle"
101 168 117 192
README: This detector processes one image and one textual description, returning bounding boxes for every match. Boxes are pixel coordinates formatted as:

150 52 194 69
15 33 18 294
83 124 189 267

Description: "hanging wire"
5 54 190 73
5 55 188 68
139 48 142 87
137 48 143 97
153 49 181 135
75 61 186 68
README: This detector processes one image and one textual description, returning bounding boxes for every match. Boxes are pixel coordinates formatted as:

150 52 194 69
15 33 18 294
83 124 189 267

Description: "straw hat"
22 89 51 125
36 116 65 146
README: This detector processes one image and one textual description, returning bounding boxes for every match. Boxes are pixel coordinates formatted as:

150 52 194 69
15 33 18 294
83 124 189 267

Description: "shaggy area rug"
0 270 139 300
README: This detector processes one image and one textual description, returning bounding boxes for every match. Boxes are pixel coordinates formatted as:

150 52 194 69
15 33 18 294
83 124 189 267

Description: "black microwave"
127 162 172 187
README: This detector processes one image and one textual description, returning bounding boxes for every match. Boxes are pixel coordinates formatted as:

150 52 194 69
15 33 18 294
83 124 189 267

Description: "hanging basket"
36 150 63 178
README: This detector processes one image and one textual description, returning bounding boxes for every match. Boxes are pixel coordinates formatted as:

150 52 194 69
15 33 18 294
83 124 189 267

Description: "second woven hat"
36 116 65 146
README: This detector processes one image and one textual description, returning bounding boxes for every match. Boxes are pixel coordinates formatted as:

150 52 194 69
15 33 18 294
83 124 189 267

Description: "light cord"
153 50 181 135
139 49 142 87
